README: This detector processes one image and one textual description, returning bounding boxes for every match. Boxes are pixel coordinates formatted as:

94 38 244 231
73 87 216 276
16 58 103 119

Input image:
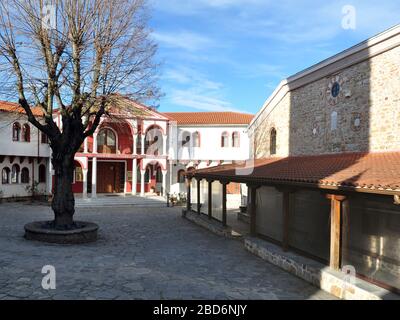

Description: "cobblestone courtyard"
0 202 335 300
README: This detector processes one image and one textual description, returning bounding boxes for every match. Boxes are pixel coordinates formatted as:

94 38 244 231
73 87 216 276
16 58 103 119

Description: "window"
2 167 10 184
11 164 20 184
331 111 338 131
177 169 186 183
232 132 240 148
39 164 46 183
193 132 200 147
21 168 29 184
98 128 117 153
331 82 340 98
221 132 229 148
270 128 277 155
181 131 191 147
41 132 48 144
12 122 21 141
22 124 30 142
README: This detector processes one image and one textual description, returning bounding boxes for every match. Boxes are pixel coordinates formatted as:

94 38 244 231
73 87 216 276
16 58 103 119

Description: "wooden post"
222 182 227 227
197 179 201 215
326 194 346 270
208 180 213 220
248 185 257 236
186 177 192 211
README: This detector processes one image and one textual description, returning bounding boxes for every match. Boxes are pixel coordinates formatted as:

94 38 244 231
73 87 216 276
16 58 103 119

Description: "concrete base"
237 211 250 224
244 236 400 300
183 209 242 239
24 221 99 244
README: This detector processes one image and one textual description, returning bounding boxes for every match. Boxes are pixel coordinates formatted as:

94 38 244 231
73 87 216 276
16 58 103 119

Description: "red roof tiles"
192 152 400 194
0 101 44 117
163 112 254 125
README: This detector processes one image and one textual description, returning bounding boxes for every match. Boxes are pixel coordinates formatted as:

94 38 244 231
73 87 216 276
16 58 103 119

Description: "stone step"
74 196 167 208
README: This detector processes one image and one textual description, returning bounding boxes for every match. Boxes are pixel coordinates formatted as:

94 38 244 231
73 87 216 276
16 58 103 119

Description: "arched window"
39 164 46 183
145 125 163 155
12 122 21 141
232 132 240 147
221 132 229 148
22 124 30 142
21 167 29 184
270 128 277 155
2 167 10 184
98 128 117 153
11 164 20 184
177 169 186 183
192 132 200 147
181 131 191 147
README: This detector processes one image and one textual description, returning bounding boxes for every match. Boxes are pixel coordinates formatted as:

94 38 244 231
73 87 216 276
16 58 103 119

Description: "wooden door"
97 162 121 193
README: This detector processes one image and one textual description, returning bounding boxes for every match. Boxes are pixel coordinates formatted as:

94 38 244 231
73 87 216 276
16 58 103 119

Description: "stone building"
165 111 252 211
190 24 400 298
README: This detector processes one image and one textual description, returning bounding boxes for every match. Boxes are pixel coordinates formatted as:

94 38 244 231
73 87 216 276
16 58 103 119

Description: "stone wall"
251 44 400 158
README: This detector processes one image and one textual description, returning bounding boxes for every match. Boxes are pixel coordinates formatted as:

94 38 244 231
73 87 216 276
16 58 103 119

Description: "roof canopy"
190 151 400 195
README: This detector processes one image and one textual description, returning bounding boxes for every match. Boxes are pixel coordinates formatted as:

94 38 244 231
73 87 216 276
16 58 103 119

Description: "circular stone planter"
24 221 99 244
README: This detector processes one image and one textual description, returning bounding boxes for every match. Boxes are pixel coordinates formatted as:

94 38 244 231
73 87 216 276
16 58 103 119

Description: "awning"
189 152 400 195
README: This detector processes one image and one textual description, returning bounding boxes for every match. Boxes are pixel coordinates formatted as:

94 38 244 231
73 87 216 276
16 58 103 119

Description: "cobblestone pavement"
0 202 335 300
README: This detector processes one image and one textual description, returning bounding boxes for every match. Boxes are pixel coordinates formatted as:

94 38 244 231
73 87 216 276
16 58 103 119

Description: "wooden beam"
222 182 227 227
197 178 201 215
326 194 346 270
186 178 192 211
208 180 213 220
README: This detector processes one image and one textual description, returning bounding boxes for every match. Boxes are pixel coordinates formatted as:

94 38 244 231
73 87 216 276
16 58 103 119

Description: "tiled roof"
191 152 400 194
163 112 254 125
0 101 44 117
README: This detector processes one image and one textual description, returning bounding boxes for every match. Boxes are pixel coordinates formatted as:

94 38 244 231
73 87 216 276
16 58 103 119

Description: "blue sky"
149 0 400 114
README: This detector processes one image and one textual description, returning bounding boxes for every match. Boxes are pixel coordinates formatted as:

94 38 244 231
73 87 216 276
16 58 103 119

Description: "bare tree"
0 0 160 229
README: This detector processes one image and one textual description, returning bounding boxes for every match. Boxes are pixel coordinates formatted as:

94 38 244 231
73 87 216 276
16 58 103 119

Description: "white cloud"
169 89 241 112
151 0 269 15
162 66 224 90
162 66 236 111
152 31 216 51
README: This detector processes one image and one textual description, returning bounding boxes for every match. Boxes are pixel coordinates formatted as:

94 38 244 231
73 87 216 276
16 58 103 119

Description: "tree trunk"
51 154 76 230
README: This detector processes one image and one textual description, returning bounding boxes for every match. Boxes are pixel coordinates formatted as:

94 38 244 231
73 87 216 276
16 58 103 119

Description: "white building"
0 102 51 200
0 99 253 203
164 112 253 211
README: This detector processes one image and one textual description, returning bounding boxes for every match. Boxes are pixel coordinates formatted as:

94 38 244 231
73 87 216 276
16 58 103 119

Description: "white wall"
168 125 249 161
0 113 50 157
0 156 47 198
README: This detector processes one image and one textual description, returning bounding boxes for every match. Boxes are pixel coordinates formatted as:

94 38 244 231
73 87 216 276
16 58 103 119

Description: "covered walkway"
185 151 400 297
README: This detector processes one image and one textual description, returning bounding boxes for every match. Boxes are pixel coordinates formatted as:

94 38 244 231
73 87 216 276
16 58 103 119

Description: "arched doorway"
140 161 164 195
